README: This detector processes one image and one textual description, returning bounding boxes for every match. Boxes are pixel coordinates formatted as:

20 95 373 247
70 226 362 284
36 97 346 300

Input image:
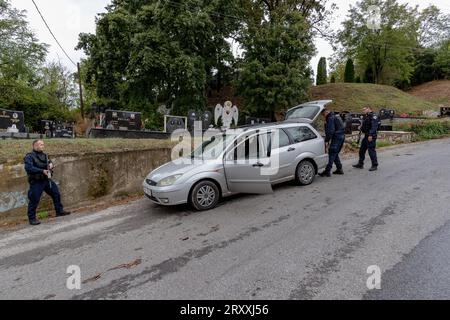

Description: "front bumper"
143 182 189 206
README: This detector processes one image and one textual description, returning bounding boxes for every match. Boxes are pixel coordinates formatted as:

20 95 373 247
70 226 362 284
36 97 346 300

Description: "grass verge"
0 138 177 165
394 120 450 141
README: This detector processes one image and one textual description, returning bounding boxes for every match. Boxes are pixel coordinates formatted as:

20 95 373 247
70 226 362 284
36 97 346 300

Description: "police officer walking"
353 106 379 171
319 109 345 177
24 140 71 226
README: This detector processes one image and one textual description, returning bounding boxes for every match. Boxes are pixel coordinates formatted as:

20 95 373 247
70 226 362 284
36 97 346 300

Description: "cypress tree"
344 58 355 83
316 57 327 85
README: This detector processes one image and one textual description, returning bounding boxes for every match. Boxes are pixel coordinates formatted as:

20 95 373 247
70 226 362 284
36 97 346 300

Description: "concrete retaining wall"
0 148 172 222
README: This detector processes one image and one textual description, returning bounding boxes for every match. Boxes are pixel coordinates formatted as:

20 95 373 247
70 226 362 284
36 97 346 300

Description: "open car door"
223 131 273 194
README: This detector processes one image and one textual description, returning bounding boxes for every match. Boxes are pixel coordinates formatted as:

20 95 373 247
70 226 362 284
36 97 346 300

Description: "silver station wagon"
143 101 331 211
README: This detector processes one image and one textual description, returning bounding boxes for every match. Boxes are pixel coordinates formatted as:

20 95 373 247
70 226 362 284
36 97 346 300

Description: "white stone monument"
214 101 239 129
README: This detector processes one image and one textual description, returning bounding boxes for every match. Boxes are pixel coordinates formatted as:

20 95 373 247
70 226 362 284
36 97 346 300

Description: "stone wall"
0 148 172 223
346 131 415 144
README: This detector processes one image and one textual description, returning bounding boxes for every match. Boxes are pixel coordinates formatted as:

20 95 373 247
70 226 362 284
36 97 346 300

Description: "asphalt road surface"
1 138 449 300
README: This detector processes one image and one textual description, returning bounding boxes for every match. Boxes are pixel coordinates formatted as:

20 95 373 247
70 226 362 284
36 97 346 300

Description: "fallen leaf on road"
82 273 102 284
108 259 142 271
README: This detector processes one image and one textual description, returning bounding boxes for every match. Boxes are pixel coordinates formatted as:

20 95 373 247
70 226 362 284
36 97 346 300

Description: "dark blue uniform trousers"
359 135 378 167
326 134 345 172
27 180 64 221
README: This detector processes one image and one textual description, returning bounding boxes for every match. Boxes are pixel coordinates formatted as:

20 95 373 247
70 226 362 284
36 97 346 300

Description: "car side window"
271 129 291 149
226 133 269 161
286 126 317 143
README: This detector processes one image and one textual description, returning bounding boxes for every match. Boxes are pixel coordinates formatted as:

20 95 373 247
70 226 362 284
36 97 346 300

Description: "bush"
397 121 450 140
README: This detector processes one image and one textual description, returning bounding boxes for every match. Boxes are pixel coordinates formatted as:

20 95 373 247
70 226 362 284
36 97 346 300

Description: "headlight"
157 174 183 187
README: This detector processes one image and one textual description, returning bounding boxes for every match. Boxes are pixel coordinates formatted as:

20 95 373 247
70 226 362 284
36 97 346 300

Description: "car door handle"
252 162 264 167
288 147 296 152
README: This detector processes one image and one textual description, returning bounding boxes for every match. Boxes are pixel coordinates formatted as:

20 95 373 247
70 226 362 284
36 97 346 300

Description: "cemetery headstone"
0 108 25 133
214 101 239 129
104 110 142 131
164 115 187 133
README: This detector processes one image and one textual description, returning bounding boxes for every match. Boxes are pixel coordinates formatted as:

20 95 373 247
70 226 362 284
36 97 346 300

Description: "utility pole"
77 62 85 119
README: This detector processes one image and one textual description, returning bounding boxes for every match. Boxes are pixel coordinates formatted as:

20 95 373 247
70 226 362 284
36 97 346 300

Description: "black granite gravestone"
0 108 25 132
104 110 142 131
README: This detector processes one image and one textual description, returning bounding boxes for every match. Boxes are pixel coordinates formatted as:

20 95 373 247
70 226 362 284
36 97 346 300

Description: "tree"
77 0 242 118
416 5 450 48
40 61 79 109
336 0 419 85
410 48 439 86
0 0 79 129
316 57 327 85
344 58 355 83
330 74 336 83
236 1 331 119
435 40 450 79
0 0 47 82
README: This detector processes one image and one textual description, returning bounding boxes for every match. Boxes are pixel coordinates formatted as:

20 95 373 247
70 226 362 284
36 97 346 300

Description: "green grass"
37 211 49 220
376 140 394 148
349 139 395 150
0 138 177 165
408 80 450 106
310 83 438 114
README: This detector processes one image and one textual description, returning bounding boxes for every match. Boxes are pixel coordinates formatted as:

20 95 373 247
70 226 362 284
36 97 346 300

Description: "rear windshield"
286 105 320 120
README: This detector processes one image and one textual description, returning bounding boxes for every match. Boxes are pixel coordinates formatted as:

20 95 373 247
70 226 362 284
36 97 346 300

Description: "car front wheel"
190 181 220 211
296 160 316 186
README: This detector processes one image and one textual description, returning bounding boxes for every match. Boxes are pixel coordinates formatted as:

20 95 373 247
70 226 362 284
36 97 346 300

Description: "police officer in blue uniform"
353 106 379 171
24 140 70 226
319 109 345 177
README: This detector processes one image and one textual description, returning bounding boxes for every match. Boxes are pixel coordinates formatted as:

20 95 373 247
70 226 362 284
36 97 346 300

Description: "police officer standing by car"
353 106 379 171
24 140 71 226
319 109 345 177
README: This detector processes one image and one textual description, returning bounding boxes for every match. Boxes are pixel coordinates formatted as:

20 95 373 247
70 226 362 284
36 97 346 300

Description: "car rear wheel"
190 181 220 211
296 160 316 186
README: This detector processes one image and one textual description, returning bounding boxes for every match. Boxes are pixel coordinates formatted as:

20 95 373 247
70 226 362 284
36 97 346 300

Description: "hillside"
310 83 438 114
408 80 450 106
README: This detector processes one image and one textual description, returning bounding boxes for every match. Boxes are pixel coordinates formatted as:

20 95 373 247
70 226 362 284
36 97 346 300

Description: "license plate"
145 188 152 197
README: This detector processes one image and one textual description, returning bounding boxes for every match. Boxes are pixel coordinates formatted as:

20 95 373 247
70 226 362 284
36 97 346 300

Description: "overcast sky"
12 0 450 76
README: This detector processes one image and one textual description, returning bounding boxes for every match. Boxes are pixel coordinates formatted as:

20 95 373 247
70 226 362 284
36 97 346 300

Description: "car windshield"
191 133 237 159
286 105 320 120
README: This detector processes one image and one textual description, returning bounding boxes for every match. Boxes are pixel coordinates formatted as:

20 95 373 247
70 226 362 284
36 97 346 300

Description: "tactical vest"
27 152 49 182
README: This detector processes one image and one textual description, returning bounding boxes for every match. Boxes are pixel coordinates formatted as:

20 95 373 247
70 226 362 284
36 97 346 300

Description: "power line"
31 0 77 67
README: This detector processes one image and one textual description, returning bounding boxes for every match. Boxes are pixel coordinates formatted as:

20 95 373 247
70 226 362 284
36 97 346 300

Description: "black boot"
56 211 71 217
29 219 41 226
333 169 344 175
369 166 378 172
353 163 364 169
319 171 331 177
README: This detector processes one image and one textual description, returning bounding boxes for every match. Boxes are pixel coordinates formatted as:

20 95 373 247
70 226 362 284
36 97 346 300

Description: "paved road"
1 138 449 300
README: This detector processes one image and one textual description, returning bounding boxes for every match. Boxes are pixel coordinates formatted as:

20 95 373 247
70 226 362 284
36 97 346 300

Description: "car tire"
295 160 316 186
190 181 220 211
